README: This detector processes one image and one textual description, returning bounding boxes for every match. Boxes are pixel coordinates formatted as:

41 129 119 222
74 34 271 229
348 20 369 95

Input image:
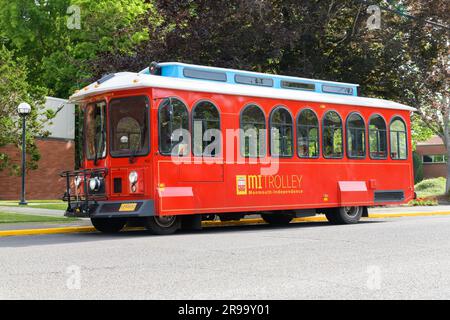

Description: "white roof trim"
70 72 416 111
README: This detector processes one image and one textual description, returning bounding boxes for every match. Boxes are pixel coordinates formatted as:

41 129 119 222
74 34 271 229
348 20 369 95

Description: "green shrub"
412 151 424 184
415 177 446 198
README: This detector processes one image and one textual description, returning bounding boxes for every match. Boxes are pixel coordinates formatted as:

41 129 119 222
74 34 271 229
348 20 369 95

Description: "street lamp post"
17 102 31 206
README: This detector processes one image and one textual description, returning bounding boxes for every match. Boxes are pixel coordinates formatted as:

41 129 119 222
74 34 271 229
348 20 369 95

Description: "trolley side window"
192 101 221 157
109 96 150 158
270 107 293 157
322 111 343 159
346 113 366 159
369 115 387 159
297 109 319 158
390 117 407 160
240 104 266 158
85 101 106 161
158 98 190 156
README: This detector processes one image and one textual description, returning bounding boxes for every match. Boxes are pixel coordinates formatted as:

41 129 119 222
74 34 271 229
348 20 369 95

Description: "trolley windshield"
109 96 150 158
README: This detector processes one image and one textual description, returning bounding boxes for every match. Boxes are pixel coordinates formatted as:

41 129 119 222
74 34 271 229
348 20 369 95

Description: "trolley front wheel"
91 217 127 234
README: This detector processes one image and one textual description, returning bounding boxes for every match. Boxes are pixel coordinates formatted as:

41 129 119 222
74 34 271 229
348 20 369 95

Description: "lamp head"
17 102 31 115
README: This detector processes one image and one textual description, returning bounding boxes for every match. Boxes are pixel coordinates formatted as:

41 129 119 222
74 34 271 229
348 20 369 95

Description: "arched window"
240 105 266 157
390 117 407 159
158 98 189 156
322 111 343 158
346 113 366 159
297 109 319 158
192 101 220 157
270 107 293 157
369 115 387 159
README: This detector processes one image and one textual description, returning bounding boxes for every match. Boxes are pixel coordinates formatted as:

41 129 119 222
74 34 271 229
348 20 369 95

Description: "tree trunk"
444 130 450 195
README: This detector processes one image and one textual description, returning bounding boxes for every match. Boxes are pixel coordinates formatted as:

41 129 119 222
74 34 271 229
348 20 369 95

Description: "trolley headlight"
129 171 138 185
89 177 101 191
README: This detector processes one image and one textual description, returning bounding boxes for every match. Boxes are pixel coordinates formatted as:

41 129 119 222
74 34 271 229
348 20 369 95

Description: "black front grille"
374 191 405 202
113 178 122 193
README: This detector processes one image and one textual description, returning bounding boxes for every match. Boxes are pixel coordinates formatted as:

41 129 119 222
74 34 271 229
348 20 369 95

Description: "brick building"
0 97 75 200
415 136 448 179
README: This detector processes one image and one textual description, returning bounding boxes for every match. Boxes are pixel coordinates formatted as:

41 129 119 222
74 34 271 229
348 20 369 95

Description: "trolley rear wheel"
91 218 127 234
144 215 181 235
325 206 363 225
261 213 294 225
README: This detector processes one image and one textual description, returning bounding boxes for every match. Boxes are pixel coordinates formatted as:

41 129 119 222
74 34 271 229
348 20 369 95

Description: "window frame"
191 99 221 157
157 96 190 156
108 95 151 159
368 113 388 160
84 100 107 161
296 108 320 159
269 105 294 158
423 154 448 164
389 116 408 160
322 110 344 159
345 112 366 160
239 103 267 158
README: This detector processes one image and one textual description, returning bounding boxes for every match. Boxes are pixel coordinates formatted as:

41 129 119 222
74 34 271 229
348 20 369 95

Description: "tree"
0 46 50 174
0 0 152 98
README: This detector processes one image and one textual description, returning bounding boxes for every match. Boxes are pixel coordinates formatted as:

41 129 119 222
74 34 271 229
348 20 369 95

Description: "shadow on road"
0 219 385 248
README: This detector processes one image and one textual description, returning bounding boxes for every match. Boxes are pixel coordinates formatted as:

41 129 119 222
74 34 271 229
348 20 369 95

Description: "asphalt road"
1 215 450 299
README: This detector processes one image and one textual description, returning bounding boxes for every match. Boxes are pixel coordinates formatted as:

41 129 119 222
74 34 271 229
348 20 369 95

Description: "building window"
323 111 343 158
192 101 220 157
240 105 266 157
423 154 448 164
270 107 293 157
390 117 407 160
346 113 366 159
368 115 387 159
297 109 319 158
158 98 189 156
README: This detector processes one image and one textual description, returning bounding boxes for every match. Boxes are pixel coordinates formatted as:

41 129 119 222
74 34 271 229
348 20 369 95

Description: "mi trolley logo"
236 174 304 196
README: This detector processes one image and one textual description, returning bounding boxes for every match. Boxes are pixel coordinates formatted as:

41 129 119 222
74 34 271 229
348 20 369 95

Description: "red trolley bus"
62 62 416 235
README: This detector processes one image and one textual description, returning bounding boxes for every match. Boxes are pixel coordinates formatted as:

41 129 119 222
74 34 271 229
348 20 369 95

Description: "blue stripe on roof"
140 62 359 96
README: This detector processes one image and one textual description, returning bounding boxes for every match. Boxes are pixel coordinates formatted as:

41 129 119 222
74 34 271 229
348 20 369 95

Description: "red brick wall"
0 138 75 200
415 144 448 179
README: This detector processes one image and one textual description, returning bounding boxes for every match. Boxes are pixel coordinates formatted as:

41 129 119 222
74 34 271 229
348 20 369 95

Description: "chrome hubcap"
343 206 360 218
154 215 176 228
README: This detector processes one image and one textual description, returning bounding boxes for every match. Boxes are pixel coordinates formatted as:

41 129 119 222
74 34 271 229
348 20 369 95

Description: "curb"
1 211 450 238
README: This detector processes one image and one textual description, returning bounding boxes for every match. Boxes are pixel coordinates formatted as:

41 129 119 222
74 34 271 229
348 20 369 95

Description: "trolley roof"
70 63 415 111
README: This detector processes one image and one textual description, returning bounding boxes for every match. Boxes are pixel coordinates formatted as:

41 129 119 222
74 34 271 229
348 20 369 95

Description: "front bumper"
65 199 155 218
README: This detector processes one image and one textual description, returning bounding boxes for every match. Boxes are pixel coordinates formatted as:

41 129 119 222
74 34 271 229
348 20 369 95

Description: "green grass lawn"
415 177 447 199
0 212 77 224
0 200 67 210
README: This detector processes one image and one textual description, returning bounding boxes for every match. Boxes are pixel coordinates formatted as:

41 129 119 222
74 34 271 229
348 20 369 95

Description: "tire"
91 218 127 234
261 213 294 225
325 206 363 225
144 215 181 235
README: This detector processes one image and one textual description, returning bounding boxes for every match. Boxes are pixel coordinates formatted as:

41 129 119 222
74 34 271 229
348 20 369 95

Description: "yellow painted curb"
0 226 96 237
1 210 450 237
369 211 450 218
